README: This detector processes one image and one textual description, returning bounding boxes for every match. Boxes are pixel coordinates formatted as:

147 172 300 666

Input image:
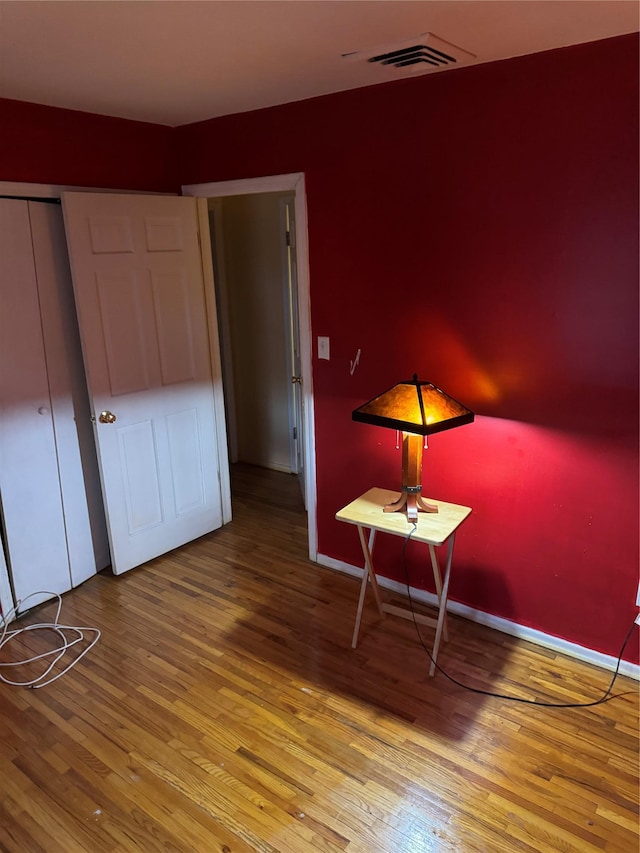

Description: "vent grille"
369 44 457 69
342 33 475 76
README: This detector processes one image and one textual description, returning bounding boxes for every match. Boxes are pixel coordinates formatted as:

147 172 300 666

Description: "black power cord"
401 527 638 708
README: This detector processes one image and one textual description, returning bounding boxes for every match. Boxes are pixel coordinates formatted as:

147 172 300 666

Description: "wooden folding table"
336 487 472 675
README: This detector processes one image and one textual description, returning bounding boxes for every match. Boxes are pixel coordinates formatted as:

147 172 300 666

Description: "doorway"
208 193 294 473
182 174 317 562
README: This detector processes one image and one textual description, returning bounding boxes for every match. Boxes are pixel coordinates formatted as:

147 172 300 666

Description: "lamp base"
384 489 438 523
384 432 438 523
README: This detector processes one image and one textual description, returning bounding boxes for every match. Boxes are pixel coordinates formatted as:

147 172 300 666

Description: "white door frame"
182 174 317 561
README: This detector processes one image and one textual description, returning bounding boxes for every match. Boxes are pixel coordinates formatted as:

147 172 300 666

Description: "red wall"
0 35 637 663
0 98 177 191
175 35 639 663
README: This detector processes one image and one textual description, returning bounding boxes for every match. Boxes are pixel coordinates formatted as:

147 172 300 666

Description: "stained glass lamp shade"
352 374 474 522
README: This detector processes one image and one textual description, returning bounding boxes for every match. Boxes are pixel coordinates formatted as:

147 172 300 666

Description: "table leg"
428 544 449 643
429 534 455 676
351 527 380 648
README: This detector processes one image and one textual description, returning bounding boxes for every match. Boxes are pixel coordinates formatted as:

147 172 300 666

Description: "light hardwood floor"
1 464 638 853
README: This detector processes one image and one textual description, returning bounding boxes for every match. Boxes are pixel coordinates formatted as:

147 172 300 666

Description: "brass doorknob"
98 411 117 424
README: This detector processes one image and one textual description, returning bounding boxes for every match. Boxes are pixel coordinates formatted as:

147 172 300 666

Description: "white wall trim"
0 182 167 199
182 174 302 197
182 174 318 561
317 553 640 681
0 181 99 198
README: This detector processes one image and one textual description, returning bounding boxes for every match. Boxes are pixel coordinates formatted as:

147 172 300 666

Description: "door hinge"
293 426 297 440
285 229 291 248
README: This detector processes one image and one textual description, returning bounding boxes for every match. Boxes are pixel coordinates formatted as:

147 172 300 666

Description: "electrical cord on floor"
0 591 101 689
401 527 638 708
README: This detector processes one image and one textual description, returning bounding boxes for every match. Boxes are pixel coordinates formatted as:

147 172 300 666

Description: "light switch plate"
318 336 330 360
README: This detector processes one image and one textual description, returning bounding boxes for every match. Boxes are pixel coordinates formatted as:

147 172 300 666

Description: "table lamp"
352 374 474 522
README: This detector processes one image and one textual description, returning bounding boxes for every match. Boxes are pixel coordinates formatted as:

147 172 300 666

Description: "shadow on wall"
449 565 516 622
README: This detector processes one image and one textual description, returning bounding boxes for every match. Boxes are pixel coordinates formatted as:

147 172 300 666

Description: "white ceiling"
0 1 637 127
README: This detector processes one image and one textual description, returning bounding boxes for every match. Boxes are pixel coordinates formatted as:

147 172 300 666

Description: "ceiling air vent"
342 33 475 76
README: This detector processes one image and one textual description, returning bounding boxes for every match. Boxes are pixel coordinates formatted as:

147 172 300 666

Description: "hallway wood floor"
0 464 638 852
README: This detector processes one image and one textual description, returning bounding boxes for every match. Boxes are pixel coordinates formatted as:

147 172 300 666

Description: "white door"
62 192 225 575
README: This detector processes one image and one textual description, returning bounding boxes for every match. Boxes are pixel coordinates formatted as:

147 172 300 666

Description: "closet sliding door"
30 202 109 586
0 199 108 611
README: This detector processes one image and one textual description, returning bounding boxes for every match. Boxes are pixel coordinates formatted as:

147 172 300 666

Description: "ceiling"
0 1 637 127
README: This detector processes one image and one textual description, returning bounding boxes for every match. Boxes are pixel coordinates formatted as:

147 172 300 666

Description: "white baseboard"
317 554 640 681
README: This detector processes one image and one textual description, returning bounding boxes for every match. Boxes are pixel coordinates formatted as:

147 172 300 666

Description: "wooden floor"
1 464 638 853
